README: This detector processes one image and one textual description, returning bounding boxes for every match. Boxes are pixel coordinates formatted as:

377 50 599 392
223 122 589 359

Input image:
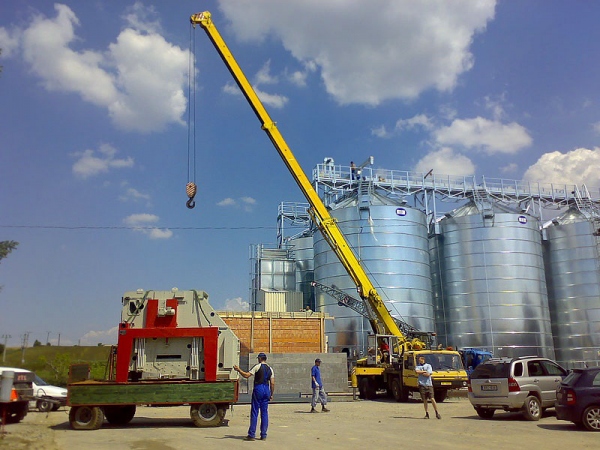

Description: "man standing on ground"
415 355 441 419
234 352 275 440
311 358 330 413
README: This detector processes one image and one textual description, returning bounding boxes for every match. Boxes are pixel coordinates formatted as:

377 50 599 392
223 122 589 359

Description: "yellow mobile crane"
190 11 467 403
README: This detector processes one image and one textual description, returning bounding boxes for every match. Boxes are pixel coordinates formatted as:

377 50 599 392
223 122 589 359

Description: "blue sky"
1 0 600 347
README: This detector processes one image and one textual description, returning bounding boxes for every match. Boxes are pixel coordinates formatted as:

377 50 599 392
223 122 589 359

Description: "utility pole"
57 333 61 347
1 334 10 362
46 331 51 345
20 332 30 364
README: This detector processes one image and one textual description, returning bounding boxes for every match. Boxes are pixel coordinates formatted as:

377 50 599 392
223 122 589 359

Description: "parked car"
0 367 67 412
468 356 567 420
556 367 600 431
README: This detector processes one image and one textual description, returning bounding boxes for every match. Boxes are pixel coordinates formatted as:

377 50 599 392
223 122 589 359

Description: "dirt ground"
1 397 598 450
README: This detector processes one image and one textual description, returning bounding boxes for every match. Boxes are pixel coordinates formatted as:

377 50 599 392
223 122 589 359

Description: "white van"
0 367 67 412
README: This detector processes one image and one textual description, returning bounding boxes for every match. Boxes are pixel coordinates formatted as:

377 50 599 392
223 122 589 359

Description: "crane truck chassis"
67 290 240 430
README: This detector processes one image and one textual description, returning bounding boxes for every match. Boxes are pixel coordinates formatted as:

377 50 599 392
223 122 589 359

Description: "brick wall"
218 311 329 356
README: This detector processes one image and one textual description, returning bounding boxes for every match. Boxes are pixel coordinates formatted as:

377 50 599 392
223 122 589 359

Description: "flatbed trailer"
67 378 238 430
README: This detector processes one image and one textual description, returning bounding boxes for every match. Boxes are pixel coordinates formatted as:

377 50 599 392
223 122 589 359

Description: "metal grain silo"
313 190 433 357
289 235 315 311
433 201 555 359
543 208 600 368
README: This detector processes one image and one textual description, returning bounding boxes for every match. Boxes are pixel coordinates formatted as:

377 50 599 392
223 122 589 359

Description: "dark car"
556 367 600 431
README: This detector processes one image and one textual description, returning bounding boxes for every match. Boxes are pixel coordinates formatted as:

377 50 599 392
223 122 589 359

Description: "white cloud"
119 187 151 204
483 94 507 120
592 121 600 134
255 60 277 85
72 144 134 178
79 326 119 346
0 26 21 57
219 0 496 105
217 197 257 211
434 117 532 154
523 147 600 187
413 147 476 177
123 213 172 239
371 125 390 139
223 297 250 311
500 163 518 175
16 4 188 133
122 1 161 34
217 197 237 207
395 114 435 132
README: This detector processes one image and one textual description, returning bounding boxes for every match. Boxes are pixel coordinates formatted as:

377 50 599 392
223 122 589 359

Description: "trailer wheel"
103 405 136 425
37 399 53 413
2 404 28 423
190 403 225 427
69 406 104 430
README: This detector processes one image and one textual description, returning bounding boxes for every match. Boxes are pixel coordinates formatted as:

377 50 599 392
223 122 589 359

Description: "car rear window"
562 371 581 386
471 362 510 379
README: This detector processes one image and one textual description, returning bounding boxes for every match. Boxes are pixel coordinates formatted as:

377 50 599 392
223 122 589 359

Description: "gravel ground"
1 397 598 450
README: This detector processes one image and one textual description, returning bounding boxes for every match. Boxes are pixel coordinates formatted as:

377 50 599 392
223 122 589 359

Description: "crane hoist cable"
186 22 197 209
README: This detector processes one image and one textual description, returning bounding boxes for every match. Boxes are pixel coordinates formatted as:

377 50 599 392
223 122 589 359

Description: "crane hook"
186 182 197 209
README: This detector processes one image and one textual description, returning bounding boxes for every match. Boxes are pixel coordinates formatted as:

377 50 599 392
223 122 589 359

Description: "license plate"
481 385 497 391
440 382 451 386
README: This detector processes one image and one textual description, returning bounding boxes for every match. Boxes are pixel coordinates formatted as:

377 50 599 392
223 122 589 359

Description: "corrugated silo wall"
314 199 433 357
290 236 315 310
433 210 555 359
544 215 600 368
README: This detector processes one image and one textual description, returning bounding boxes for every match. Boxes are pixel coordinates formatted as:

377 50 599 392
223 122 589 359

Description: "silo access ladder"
573 185 599 219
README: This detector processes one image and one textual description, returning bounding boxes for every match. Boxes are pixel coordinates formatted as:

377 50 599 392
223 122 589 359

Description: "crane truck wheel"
359 378 376 400
391 379 406 402
103 405 137 425
69 406 104 430
190 403 226 427
434 389 448 403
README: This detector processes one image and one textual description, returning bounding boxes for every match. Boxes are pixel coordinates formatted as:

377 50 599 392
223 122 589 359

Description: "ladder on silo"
358 178 374 211
573 185 598 219
472 186 494 219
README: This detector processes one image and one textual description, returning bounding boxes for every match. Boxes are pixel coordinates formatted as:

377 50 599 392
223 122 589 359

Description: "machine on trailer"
67 289 239 430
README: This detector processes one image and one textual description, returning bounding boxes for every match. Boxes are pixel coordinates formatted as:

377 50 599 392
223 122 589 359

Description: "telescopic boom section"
190 11 403 338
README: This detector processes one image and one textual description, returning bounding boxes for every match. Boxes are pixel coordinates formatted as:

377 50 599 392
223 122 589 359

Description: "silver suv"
468 356 567 420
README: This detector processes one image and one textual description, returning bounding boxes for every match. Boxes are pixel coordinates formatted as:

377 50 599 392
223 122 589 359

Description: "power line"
0 225 276 231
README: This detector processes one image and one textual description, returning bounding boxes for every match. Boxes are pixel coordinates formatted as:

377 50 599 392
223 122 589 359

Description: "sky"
1 0 600 348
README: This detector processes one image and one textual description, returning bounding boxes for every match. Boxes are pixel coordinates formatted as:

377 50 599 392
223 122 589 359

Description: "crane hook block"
186 182 197 209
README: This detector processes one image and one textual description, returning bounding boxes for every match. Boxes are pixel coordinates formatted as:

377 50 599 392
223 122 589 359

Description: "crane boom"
311 281 435 348
190 11 403 338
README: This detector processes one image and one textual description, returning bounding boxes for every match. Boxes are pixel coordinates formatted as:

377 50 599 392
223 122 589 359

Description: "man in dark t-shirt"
234 353 275 440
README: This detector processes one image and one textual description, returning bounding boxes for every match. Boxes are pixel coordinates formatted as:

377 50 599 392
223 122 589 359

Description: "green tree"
33 339 42 347
0 240 18 261
0 240 19 292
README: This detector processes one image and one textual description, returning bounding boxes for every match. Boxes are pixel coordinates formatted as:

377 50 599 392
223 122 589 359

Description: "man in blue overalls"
234 352 275 441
